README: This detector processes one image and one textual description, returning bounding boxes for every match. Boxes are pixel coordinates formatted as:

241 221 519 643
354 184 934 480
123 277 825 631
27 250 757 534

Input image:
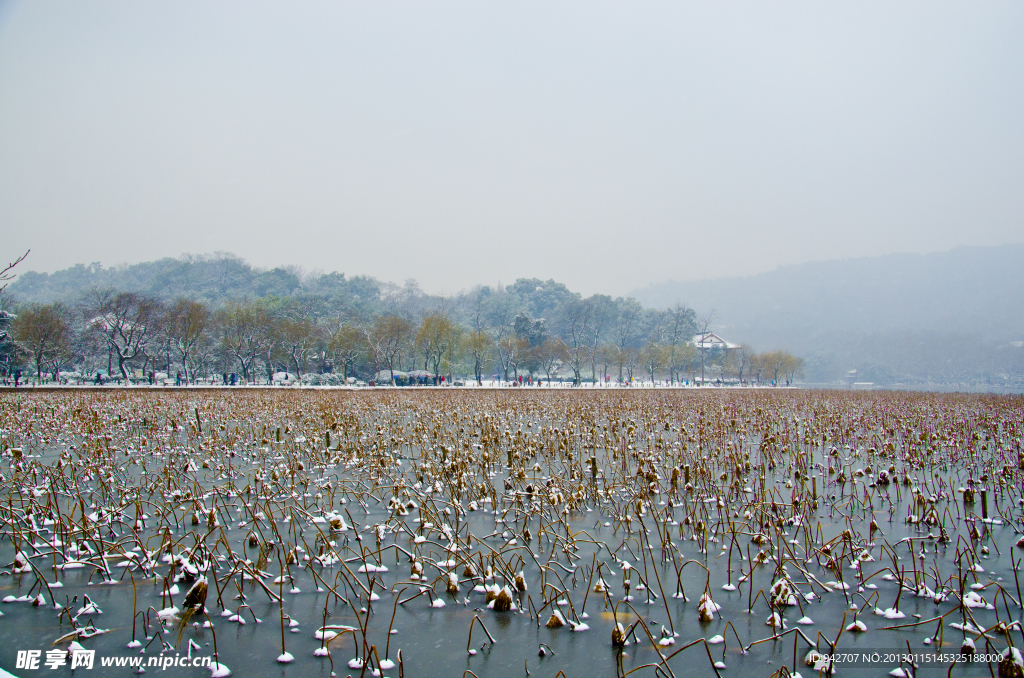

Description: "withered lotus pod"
182 580 207 613
492 588 513 612
999 651 1023 678
546 612 565 628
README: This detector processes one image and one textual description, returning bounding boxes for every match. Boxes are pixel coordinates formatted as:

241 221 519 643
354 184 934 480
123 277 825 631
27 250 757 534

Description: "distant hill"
8 254 304 304
5 253 393 315
631 245 1024 388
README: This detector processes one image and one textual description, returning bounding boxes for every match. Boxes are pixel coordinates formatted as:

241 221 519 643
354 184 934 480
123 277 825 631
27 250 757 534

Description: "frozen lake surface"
1 389 1022 677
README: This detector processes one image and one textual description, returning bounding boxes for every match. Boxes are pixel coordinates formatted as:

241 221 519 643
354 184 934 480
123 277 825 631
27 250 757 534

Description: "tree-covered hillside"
5 253 797 387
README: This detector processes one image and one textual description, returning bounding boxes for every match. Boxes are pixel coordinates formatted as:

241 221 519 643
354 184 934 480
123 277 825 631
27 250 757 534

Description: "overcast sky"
0 2 1021 296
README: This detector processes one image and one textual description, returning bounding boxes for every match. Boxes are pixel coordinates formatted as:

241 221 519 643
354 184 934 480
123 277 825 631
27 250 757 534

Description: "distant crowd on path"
482 375 707 387
1 368 763 389
1 370 243 387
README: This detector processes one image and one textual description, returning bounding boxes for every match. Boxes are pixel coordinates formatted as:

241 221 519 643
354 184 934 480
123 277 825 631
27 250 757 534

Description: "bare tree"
0 251 29 350
587 295 615 382
217 300 273 383
696 310 716 385
749 350 769 384
612 298 643 382
483 289 521 381
0 250 29 295
640 341 668 384
465 330 490 385
279 317 321 383
86 291 160 383
676 342 698 383
327 323 365 381
621 346 640 382
766 350 790 385
597 342 618 383
783 354 804 385
499 335 529 380
12 302 74 381
367 315 412 384
558 296 592 385
535 337 567 381
164 298 211 385
734 346 753 384
415 314 459 377
664 302 697 383
441 323 464 383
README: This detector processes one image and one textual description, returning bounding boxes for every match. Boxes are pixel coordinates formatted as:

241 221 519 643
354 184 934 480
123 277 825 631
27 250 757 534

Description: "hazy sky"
1 2 1021 296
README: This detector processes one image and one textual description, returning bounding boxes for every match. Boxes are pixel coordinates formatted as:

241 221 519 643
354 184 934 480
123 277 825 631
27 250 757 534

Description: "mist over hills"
631 245 1024 388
